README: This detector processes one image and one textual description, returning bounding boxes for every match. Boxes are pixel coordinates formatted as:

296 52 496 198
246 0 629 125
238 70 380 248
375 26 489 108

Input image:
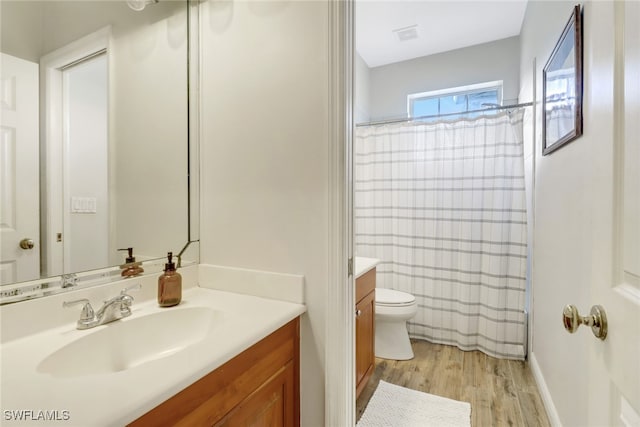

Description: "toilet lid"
376 288 415 305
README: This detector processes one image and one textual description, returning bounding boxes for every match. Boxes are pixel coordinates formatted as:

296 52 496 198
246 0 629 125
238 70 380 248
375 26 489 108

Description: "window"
407 81 503 121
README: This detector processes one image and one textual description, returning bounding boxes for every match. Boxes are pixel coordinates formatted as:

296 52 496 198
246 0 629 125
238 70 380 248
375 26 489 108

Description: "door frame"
39 27 110 277
326 0 355 425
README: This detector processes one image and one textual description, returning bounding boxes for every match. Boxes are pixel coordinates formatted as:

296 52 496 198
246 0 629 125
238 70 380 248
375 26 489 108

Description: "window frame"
407 80 504 120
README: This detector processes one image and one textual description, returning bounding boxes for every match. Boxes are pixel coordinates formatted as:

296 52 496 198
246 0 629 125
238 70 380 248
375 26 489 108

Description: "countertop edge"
354 257 381 279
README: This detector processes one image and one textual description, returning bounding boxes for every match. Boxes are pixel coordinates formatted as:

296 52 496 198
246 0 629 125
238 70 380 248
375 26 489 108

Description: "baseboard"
529 352 563 427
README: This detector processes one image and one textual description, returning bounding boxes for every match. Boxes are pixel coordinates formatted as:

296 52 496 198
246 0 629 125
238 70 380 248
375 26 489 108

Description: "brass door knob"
562 304 607 340
19 238 35 250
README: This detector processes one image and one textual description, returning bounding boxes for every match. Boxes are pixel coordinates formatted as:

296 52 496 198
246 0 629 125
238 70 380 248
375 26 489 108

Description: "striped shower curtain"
354 110 528 360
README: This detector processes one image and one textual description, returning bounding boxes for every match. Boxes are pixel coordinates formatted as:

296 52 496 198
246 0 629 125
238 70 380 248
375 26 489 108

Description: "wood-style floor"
356 339 551 427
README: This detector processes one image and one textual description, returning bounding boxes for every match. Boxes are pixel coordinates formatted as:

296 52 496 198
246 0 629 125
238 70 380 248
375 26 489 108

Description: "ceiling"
356 1 528 68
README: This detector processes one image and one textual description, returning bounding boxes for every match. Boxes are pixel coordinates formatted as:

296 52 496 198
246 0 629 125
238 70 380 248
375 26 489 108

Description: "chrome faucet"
63 284 141 330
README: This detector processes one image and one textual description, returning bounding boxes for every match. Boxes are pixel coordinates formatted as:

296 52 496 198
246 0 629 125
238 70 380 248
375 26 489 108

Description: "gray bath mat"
357 380 471 427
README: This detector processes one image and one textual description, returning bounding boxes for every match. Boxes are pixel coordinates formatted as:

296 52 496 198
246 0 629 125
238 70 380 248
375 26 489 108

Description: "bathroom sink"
37 307 220 378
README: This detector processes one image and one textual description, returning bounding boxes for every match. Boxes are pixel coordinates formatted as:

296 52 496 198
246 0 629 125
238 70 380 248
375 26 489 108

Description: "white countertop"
354 256 381 279
0 286 305 426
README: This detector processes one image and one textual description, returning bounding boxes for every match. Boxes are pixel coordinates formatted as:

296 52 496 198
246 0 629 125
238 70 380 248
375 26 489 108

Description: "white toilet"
375 288 418 360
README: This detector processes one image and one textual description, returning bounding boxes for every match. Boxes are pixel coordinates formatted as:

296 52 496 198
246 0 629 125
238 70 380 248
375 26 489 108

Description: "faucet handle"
63 299 95 319
63 299 96 328
120 284 141 305
119 284 141 313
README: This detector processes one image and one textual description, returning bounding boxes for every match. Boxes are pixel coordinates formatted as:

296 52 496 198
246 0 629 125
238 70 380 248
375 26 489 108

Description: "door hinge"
348 257 353 276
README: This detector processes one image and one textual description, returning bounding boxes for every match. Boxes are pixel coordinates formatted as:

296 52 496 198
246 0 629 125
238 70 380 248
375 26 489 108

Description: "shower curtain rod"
356 101 533 127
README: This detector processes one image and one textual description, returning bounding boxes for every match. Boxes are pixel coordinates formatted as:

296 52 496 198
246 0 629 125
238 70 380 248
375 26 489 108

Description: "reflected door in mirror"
61 53 109 274
0 53 40 285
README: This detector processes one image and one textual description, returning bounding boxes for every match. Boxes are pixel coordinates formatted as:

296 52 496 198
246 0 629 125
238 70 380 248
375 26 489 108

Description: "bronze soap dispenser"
158 252 182 307
118 247 144 277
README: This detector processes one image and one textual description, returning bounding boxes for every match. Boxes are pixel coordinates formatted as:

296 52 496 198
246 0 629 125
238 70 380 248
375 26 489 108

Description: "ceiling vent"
392 25 419 42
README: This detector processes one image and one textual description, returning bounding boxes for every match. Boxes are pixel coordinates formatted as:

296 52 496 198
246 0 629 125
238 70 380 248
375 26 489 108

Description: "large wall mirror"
0 0 198 303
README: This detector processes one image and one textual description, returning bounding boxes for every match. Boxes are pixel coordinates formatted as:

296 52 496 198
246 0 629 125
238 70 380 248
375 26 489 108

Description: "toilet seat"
375 288 416 307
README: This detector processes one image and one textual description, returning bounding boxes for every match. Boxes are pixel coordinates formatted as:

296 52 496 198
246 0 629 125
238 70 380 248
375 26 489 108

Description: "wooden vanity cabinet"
355 268 375 399
129 318 300 427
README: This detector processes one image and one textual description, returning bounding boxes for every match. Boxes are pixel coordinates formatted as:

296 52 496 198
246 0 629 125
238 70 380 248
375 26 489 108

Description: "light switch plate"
71 196 97 213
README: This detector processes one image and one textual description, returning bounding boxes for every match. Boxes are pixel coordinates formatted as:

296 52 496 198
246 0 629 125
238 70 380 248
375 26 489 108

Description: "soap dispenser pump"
118 247 144 277
158 252 181 307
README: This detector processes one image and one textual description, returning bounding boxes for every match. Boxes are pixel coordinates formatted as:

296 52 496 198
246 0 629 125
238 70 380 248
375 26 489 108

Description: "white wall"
520 1 619 425
368 36 521 121
106 3 189 263
199 1 328 425
0 2 43 63
354 52 371 123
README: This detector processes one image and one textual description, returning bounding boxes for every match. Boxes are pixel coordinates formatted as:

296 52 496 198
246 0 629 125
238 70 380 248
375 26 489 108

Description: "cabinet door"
217 361 296 427
355 290 375 398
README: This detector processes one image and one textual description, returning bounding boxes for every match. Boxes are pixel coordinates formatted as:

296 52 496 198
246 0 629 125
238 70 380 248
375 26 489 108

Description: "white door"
586 2 639 425
0 53 40 285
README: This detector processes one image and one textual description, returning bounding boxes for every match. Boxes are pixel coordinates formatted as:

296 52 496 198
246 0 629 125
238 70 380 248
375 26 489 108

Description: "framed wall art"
542 4 583 155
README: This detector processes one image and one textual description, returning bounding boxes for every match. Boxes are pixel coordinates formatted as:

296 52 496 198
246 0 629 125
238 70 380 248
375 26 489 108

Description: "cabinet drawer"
356 268 376 304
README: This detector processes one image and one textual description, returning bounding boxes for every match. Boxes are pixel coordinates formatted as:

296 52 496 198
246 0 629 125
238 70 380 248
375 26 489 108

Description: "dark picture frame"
542 5 583 155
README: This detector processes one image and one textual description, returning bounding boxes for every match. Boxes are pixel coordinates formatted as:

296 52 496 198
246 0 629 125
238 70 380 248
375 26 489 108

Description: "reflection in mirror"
0 0 197 302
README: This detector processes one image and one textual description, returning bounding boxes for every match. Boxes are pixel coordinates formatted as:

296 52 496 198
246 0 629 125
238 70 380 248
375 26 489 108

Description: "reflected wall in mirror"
0 0 193 297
